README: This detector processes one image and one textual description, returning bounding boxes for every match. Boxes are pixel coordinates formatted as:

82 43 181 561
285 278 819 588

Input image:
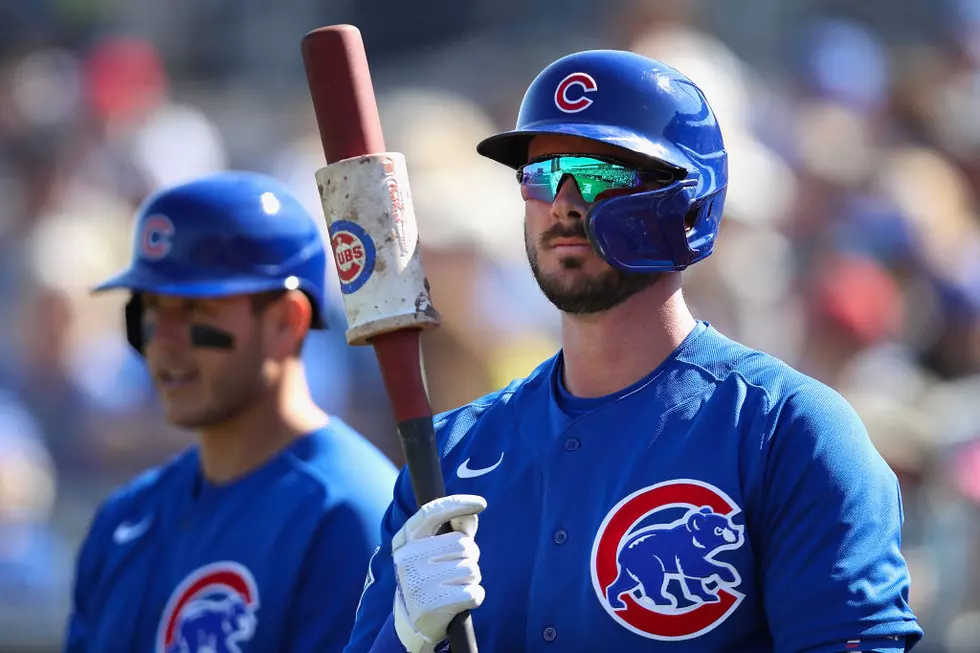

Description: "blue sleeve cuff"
804 637 906 653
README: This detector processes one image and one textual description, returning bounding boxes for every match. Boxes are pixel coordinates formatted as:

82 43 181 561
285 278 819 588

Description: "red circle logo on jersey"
591 479 746 641
554 72 598 113
156 561 260 653
329 220 376 294
140 214 175 260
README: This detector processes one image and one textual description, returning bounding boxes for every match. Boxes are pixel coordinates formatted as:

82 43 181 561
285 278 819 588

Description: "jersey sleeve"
284 495 399 653
342 470 415 653
801 637 907 652
756 382 923 652
62 500 113 652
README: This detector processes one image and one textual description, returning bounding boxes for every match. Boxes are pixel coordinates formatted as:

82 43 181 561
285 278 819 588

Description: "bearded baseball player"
343 50 922 653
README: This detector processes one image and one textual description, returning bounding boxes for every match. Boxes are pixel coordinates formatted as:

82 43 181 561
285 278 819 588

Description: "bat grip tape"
396 416 478 652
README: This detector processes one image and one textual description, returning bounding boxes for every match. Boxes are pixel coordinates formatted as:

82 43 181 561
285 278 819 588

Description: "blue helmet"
93 170 329 352
477 50 727 272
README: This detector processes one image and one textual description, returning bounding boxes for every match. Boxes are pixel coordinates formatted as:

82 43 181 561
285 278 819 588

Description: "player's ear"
262 290 311 358
279 290 311 355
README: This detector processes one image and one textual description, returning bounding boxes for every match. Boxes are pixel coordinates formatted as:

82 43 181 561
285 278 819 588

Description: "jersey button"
542 626 557 642
564 437 581 451
553 529 568 545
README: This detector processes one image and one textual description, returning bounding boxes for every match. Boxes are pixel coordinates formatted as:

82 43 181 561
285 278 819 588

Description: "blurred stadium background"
0 0 978 650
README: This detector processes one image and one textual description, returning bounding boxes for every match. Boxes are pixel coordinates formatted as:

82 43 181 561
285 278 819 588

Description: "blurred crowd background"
0 0 978 650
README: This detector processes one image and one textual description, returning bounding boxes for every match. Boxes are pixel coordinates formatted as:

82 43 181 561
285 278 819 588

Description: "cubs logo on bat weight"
591 479 746 641
329 219 376 294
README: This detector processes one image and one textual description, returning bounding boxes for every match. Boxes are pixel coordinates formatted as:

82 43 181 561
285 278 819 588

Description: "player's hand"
392 494 487 653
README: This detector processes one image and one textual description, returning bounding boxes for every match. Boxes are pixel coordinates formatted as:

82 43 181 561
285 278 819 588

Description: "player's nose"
146 313 193 349
550 174 587 223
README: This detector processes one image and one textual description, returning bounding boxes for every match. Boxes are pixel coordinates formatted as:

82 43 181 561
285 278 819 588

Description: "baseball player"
344 51 923 653
63 171 398 652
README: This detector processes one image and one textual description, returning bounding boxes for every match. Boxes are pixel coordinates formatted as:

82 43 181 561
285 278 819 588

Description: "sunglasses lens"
518 156 643 203
519 162 557 203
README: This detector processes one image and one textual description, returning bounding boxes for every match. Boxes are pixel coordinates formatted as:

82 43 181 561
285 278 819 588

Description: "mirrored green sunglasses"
517 155 673 204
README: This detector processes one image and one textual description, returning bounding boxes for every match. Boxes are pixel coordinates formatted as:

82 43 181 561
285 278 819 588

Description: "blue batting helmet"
477 50 728 273
93 170 329 352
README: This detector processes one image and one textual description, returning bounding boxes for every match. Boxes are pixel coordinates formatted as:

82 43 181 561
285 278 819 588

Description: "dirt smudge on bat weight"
415 292 440 321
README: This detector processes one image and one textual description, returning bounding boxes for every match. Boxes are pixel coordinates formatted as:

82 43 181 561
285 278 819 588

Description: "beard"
525 219 660 315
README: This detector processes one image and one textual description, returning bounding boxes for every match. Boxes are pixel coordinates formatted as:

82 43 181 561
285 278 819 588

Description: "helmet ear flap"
684 187 726 255
125 294 145 354
584 180 700 272
305 291 327 330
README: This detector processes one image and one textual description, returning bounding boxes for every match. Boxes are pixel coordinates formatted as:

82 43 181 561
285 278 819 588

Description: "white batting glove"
392 494 487 653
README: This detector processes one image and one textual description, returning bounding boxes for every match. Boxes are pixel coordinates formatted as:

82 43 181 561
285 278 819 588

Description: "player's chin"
553 254 614 280
160 401 216 429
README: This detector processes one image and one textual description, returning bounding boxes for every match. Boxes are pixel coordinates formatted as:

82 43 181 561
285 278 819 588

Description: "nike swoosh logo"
457 452 504 479
113 518 152 545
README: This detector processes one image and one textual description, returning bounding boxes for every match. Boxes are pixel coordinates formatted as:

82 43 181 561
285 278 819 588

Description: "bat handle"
396 417 448 508
396 416 479 653
447 613 478 653
375 330 479 653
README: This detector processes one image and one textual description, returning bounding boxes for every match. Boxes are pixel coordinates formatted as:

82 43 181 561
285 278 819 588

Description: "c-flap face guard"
584 178 708 272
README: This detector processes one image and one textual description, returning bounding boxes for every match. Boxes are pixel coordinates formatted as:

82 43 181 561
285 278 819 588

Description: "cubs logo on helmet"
554 72 598 113
591 479 745 641
140 214 175 260
156 561 260 653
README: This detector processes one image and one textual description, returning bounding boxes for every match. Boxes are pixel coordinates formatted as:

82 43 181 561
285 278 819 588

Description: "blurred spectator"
0 284 96 473
0 390 69 642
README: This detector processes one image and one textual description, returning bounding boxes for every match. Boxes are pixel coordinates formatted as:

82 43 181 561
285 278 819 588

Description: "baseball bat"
301 24 478 653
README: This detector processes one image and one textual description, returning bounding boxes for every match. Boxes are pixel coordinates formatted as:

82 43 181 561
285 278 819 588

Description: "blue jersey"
64 418 397 653
346 322 922 653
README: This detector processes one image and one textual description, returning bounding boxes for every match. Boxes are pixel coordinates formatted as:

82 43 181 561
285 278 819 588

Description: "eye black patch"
140 322 235 349
189 324 235 349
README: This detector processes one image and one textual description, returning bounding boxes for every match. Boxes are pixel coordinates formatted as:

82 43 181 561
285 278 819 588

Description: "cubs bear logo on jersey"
591 479 745 641
156 561 260 653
